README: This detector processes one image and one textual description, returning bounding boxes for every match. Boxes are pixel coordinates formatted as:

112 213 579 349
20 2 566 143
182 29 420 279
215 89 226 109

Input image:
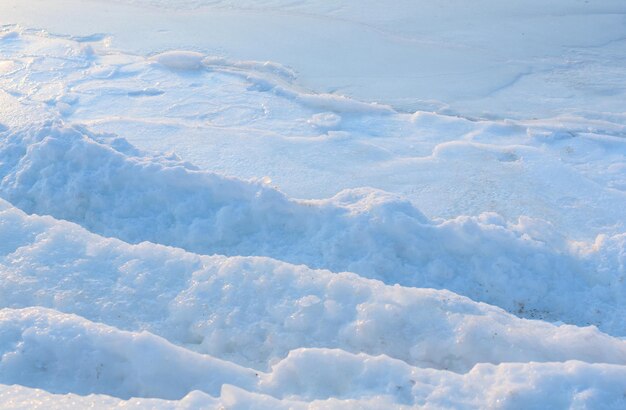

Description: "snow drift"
2 307 626 408
2 198 626 375
0 121 624 336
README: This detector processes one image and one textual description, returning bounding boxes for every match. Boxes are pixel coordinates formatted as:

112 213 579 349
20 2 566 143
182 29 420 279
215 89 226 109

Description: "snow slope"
2 202 626 407
0 120 625 406
4 197 626 371
1 121 626 336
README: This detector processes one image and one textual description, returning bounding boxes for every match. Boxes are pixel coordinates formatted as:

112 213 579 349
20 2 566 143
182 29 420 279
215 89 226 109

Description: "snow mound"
0 121 625 335
0 307 255 400
2 199 626 373
2 307 626 409
0 385 220 410
150 51 206 71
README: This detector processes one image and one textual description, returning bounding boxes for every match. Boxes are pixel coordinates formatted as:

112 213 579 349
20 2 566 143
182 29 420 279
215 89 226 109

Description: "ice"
2 0 625 117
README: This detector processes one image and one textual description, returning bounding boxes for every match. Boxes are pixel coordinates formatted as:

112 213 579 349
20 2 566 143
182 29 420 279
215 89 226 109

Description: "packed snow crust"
1 3 626 408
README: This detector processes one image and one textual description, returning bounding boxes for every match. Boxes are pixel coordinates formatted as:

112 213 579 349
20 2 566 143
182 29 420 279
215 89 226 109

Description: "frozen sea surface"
1 1 626 408
1 0 626 117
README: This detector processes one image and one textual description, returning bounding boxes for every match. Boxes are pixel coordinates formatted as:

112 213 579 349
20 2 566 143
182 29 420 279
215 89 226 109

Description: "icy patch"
127 88 165 97
3 0 626 118
203 56 296 80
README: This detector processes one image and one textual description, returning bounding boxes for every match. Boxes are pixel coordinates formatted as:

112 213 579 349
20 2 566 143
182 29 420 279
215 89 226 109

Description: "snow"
151 51 206 71
3 198 626 373
2 27 624 241
2 307 626 408
1 187 626 406
2 0 626 118
1 121 625 337
1 1 626 408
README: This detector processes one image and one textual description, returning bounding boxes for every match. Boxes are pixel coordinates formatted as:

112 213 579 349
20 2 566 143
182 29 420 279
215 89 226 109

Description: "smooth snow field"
1 1 626 409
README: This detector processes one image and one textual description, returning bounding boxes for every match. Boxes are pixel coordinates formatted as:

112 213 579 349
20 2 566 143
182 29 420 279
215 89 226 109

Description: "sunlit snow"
1 1 626 408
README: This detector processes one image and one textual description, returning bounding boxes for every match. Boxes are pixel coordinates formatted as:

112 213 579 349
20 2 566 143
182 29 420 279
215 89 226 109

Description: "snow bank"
0 308 255 400
2 308 626 408
0 121 625 335
0 385 219 409
0 308 626 408
2 199 626 374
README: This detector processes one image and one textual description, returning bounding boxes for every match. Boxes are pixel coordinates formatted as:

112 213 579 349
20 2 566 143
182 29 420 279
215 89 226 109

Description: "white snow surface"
2 199 626 373
1 121 625 338
1 2 626 408
0 124 625 407
2 0 626 118
1 27 624 240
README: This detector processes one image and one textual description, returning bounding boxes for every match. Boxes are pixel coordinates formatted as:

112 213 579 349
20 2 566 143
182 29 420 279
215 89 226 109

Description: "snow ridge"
3 200 626 376
4 307 626 409
1 121 625 336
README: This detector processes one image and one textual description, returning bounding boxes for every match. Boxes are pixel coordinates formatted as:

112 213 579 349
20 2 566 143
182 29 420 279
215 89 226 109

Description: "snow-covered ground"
1 1 626 408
